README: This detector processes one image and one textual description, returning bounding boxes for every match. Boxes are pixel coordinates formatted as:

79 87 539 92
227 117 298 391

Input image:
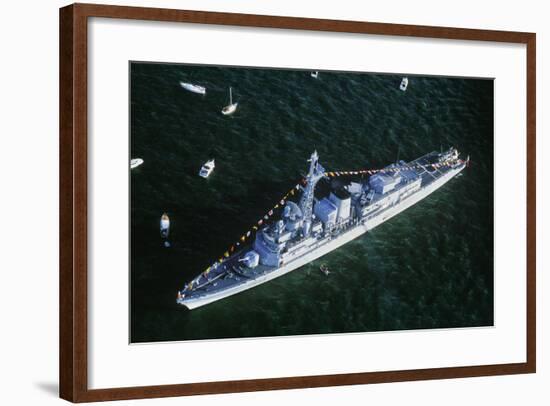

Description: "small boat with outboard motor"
130 158 144 169
199 159 215 178
400 77 409 91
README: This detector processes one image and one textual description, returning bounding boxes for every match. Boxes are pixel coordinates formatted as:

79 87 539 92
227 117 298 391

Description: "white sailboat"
130 158 144 169
221 87 238 115
180 81 206 95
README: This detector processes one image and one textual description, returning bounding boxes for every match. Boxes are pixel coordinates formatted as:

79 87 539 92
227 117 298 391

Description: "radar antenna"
299 150 325 237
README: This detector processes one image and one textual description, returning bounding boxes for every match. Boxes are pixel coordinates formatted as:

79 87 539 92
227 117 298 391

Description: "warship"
177 148 468 310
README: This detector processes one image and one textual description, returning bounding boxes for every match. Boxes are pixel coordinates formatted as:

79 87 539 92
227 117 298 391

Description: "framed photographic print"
59 3 536 402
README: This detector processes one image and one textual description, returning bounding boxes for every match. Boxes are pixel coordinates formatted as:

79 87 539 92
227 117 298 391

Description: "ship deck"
365 151 458 207
180 257 275 301
413 152 458 185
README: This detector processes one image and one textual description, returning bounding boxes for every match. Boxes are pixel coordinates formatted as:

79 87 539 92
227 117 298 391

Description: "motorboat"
400 77 409 91
130 158 144 169
311 71 319 79
160 213 170 238
180 81 206 95
199 159 215 178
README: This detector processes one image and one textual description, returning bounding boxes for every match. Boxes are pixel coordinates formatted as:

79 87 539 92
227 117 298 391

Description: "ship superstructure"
177 148 468 309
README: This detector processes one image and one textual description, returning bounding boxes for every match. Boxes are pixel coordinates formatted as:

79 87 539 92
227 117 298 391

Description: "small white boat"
199 159 215 178
221 87 238 115
400 77 409 91
180 81 206 95
130 158 144 169
311 71 319 79
160 213 170 238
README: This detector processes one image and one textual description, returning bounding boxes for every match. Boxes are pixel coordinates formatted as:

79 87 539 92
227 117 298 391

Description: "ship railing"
281 220 367 266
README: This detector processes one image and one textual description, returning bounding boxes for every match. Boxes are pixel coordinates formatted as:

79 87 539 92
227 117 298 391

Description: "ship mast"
299 150 325 237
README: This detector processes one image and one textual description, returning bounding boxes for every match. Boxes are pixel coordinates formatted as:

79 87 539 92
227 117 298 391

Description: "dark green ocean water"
130 62 494 343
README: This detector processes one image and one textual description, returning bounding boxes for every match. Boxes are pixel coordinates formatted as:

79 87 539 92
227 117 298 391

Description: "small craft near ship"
180 81 206 95
177 147 468 310
199 159 215 178
319 264 330 276
160 213 170 238
160 213 170 247
130 158 144 169
221 87 238 115
400 77 409 91
311 71 319 79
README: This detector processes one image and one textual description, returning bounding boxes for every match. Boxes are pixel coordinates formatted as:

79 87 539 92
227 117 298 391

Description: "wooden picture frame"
59 3 536 402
